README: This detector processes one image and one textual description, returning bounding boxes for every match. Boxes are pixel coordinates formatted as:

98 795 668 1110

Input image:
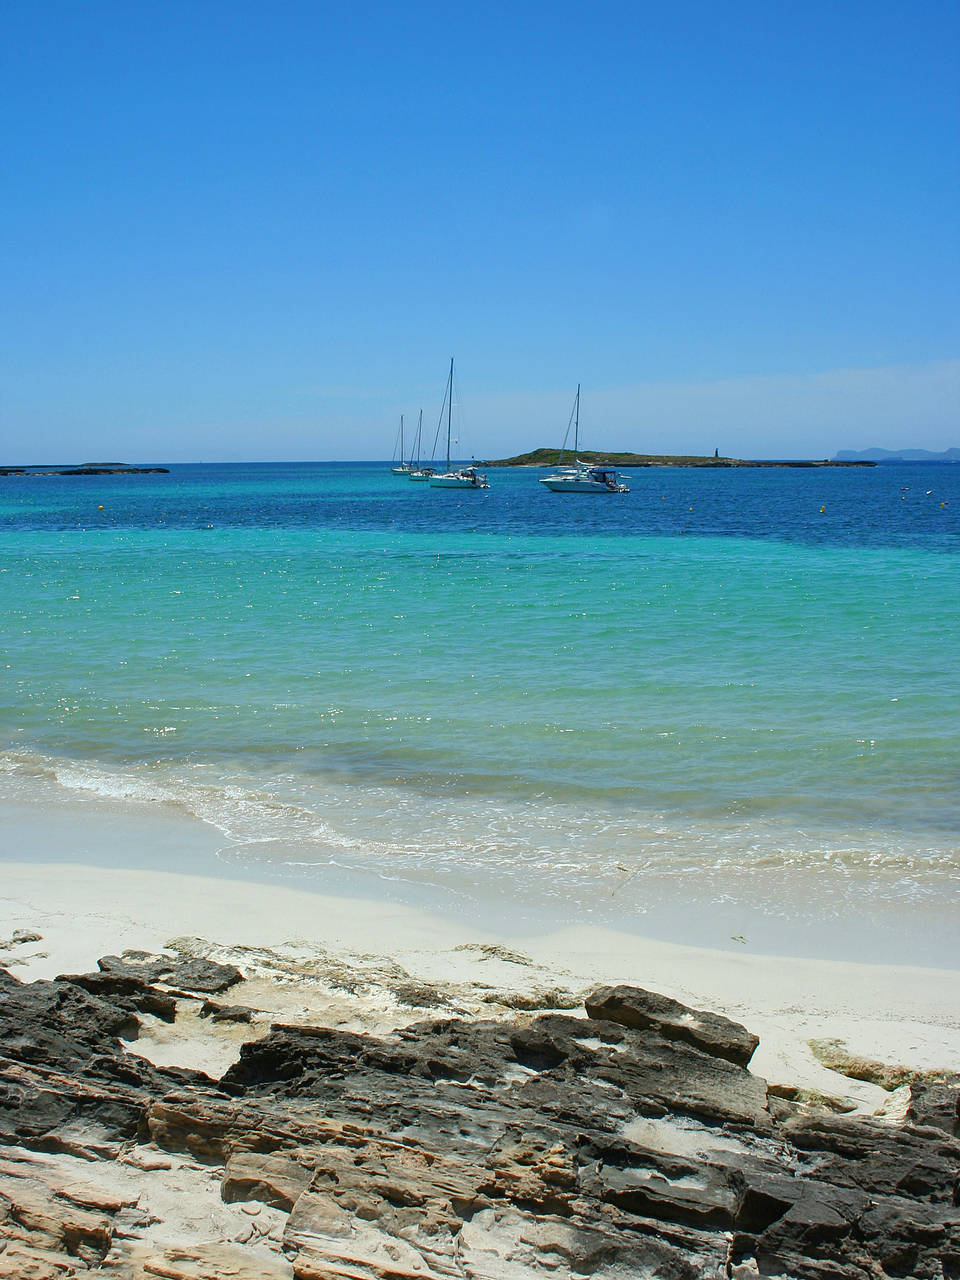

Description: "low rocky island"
1 931 956 1279
489 450 876 468
0 464 169 476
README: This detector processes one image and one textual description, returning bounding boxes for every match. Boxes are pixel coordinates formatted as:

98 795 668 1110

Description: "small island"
0 463 170 476
488 449 875 468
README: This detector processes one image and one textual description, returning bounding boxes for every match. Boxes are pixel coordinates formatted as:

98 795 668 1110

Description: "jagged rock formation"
0 954 957 1278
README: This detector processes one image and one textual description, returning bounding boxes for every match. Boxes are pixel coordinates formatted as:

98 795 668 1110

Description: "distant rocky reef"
0 464 169 476
1 951 957 1279
834 447 960 464
490 449 874 468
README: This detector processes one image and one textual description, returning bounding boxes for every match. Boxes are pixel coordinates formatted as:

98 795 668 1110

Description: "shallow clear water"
1 461 958 957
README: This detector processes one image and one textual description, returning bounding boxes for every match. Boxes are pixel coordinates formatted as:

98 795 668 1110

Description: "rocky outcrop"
96 950 244 994
584 984 761 1067
0 954 957 1278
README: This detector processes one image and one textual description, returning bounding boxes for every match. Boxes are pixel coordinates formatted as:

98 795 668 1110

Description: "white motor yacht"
538 385 629 493
428 465 489 489
540 462 629 493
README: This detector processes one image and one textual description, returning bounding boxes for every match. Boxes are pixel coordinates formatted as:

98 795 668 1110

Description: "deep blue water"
2 459 958 549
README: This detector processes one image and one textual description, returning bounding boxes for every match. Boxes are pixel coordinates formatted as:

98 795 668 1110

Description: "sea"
1 461 958 965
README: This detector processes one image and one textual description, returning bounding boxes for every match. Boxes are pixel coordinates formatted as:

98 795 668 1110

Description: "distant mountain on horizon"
834 447 960 464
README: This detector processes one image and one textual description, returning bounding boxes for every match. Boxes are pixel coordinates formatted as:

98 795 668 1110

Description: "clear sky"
2 0 958 462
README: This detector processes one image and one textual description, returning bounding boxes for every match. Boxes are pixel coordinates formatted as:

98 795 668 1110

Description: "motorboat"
428 465 489 489
540 462 629 493
538 385 629 493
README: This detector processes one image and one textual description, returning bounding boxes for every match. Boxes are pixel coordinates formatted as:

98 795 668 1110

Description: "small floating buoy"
819 505 825 513
98 505 104 510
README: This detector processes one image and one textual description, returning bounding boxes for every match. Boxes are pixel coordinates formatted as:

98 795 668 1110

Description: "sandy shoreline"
5 857 957 1279
2 773 958 1110
2 856 958 1114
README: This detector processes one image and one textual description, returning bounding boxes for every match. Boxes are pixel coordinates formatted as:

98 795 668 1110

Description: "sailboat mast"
400 414 404 465
416 409 422 469
574 384 580 455
446 357 453 472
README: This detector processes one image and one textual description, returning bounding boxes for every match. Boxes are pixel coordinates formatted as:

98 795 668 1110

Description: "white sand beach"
3 769 959 1117
2 822 958 1115
2 785 959 1278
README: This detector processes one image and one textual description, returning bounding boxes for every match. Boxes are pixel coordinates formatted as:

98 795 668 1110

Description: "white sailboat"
407 410 436 481
539 385 629 493
390 415 413 475
428 359 489 489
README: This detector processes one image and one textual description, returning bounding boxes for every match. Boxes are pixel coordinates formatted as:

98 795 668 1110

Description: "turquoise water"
1 462 958 956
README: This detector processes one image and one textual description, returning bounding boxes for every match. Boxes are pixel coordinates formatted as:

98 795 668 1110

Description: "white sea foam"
3 747 957 919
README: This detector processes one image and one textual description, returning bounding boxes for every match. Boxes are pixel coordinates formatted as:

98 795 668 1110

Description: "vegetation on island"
487 448 873 468
0 464 170 476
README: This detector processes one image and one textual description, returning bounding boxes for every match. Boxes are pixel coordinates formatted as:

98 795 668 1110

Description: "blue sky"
2 0 958 461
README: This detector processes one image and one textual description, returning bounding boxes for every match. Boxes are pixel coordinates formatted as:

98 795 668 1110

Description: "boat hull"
539 476 628 493
429 472 489 488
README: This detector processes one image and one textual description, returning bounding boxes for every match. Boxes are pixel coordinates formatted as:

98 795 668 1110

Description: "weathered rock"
0 968 211 1146
2 967 958 1279
222 1151 315 1210
0 1165 114 1265
98 952 243 994
392 982 452 1008
585 983 760 1067
58 970 178 1023
199 1000 255 1024
0 968 136 1054
905 1077 960 1136
110 1240 294 1278
781 1107 960 1202
0 929 43 950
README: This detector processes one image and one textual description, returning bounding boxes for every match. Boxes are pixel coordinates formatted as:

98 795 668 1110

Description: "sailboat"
428 359 489 489
390 415 413 475
406 410 436 481
538 385 629 493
